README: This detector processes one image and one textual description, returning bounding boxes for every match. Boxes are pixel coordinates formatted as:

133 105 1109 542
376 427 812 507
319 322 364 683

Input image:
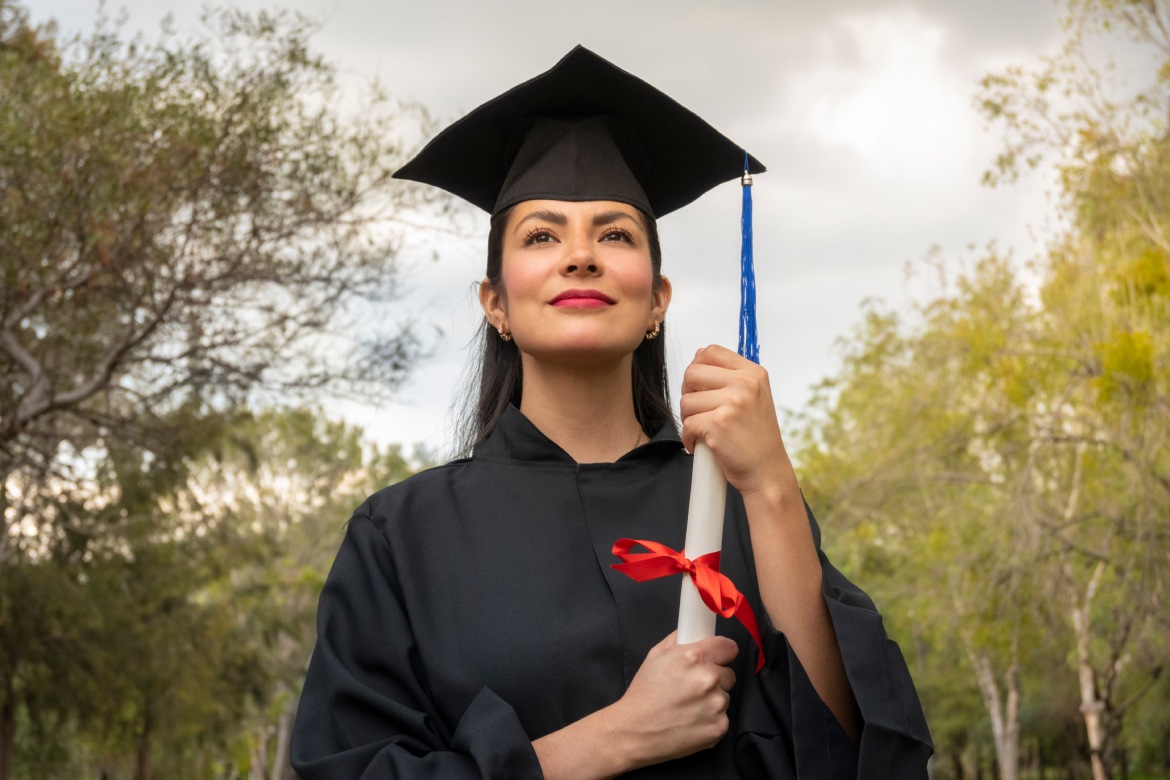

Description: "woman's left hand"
679 345 799 499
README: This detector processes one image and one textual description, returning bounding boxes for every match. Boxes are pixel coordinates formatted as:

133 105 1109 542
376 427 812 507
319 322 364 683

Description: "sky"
31 0 1069 457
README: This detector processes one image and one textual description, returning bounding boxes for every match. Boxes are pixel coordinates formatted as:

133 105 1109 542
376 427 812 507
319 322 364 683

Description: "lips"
550 289 616 307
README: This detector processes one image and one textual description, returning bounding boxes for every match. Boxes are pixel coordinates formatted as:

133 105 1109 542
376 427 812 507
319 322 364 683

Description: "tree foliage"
2 406 420 779
0 0 435 559
796 2 1170 778
0 2 441 776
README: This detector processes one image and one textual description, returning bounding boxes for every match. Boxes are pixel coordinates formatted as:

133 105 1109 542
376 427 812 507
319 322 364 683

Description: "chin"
522 338 642 366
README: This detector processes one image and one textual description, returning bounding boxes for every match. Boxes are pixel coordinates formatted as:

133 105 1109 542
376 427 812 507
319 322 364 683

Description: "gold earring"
497 325 512 342
645 321 661 341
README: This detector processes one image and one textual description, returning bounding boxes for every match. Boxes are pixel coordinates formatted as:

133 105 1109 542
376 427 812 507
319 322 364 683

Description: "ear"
650 275 672 327
479 279 507 329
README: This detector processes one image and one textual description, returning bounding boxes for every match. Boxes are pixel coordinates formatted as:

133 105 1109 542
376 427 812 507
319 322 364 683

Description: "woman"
291 46 932 779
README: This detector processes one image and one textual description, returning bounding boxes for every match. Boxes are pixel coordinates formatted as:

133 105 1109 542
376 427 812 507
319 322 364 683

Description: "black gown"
290 406 932 778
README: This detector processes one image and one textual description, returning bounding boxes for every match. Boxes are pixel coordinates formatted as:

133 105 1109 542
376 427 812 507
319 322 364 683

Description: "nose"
563 234 600 276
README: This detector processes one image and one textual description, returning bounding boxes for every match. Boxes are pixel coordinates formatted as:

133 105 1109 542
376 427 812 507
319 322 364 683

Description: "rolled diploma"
677 440 727 644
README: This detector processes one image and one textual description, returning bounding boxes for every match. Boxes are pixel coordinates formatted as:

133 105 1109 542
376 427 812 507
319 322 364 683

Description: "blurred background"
1 0 1167 777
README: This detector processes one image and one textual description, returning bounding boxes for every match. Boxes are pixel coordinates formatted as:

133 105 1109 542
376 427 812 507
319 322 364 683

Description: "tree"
0 0 435 560
797 3 1170 778
793 254 1047 780
1 407 422 779
979 1 1170 775
176 408 418 780
0 2 442 774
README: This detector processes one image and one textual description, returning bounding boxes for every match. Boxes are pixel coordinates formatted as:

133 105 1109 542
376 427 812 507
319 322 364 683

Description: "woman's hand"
607 631 739 769
679 344 798 499
532 632 738 779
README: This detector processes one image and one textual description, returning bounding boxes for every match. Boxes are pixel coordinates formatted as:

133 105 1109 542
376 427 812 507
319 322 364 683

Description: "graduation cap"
393 45 765 219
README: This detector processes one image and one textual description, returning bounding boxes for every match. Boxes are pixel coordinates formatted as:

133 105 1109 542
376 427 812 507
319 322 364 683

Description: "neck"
518 354 645 464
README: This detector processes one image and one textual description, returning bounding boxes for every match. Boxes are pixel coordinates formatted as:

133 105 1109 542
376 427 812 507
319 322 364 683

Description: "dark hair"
454 205 674 455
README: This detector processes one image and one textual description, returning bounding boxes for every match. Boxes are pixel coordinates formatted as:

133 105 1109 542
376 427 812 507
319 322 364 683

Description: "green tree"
798 3 1170 778
179 408 418 779
794 254 1047 780
0 5 440 771
979 1 1170 776
2 407 421 779
0 0 434 560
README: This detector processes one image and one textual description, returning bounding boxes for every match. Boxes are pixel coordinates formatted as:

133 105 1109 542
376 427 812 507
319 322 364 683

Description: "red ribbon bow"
610 538 765 672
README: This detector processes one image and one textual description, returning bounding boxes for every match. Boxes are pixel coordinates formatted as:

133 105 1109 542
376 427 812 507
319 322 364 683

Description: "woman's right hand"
532 631 738 780
606 631 739 769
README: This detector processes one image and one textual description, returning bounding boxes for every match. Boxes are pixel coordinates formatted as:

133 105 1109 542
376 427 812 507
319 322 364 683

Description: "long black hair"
453 205 674 455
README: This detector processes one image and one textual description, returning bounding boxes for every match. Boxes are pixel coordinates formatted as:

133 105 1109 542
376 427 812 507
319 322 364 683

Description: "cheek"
617 261 656 299
496 259 539 304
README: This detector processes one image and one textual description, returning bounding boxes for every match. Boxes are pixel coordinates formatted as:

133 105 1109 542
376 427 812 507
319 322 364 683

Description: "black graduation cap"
393 45 765 218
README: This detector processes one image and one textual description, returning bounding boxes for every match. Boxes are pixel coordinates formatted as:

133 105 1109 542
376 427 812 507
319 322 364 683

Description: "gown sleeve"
289 510 544 780
732 503 934 780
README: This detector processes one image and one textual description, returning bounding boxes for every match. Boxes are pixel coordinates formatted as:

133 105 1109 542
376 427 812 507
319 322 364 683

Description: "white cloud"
796 9 974 185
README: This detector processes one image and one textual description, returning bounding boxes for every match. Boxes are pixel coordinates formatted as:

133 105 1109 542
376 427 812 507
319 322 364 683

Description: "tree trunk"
271 707 294 780
0 695 13 780
0 480 13 780
951 749 965 780
136 739 151 780
135 709 152 780
251 724 268 780
970 647 1021 780
1059 442 1114 780
1 472 12 564
0 661 16 780
1071 560 1111 780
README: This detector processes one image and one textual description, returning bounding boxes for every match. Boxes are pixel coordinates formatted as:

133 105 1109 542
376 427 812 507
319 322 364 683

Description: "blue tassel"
738 150 759 364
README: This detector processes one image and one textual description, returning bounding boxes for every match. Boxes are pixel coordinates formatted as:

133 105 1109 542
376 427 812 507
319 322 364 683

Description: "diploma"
677 441 727 644
675 157 759 648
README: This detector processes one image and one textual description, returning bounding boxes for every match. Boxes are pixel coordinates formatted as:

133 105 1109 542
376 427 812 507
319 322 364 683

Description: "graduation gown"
290 406 933 778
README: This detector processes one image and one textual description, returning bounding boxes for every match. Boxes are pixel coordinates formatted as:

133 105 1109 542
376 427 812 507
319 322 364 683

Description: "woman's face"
480 199 671 366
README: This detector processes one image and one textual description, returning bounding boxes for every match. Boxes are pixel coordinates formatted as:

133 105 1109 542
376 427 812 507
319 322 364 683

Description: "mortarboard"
392 45 765 219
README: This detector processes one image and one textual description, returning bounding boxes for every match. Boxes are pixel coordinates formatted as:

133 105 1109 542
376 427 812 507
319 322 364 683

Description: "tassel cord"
738 150 759 364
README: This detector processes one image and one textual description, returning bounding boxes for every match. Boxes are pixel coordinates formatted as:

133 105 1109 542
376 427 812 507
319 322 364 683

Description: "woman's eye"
601 228 633 243
523 228 556 245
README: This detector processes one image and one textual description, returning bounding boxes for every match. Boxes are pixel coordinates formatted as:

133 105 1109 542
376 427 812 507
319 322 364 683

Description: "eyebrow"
512 207 641 232
591 209 640 227
513 209 568 231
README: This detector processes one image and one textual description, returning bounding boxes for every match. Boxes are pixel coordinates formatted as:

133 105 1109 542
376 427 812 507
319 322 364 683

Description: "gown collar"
473 404 683 465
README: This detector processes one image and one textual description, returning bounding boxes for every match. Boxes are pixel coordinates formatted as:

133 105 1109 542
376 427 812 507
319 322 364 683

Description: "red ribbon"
610 538 765 672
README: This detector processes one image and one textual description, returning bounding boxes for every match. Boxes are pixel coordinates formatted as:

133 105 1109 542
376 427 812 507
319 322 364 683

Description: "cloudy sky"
33 0 1068 456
